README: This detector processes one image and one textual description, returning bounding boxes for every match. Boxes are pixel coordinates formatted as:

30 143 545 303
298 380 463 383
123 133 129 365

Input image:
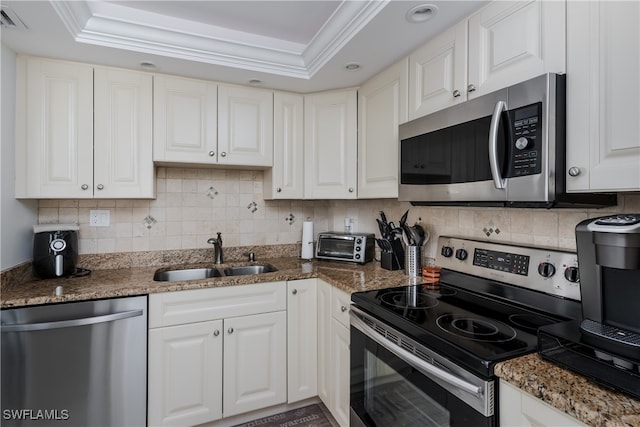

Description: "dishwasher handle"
1 309 143 332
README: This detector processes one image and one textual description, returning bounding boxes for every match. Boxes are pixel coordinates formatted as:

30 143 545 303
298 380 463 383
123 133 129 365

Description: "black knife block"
381 252 403 270
381 239 404 270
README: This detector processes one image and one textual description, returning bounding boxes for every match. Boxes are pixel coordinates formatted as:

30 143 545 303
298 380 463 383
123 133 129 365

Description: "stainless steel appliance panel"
1 296 147 427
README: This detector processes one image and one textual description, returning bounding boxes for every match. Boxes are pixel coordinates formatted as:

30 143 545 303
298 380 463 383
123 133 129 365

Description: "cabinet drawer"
331 287 351 328
149 282 286 328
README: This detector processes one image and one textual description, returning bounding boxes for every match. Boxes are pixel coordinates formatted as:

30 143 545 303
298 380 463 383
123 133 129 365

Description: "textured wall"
37 167 639 259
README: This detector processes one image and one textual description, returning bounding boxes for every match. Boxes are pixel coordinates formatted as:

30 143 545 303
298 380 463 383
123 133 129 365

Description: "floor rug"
232 404 337 427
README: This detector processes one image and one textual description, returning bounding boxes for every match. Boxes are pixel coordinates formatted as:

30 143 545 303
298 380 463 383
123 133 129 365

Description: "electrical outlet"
89 210 110 227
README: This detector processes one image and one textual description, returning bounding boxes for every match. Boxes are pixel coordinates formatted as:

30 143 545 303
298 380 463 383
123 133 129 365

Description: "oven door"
350 307 495 427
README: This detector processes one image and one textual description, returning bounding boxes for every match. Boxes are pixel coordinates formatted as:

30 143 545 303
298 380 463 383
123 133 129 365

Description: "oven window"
317 238 354 259
363 349 449 426
351 327 495 427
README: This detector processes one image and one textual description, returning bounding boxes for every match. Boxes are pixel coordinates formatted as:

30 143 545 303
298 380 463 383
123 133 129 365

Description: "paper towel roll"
301 218 314 259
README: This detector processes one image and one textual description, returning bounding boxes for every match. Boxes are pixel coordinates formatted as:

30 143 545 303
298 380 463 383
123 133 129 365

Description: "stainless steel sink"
223 264 277 276
153 264 277 281
153 267 223 282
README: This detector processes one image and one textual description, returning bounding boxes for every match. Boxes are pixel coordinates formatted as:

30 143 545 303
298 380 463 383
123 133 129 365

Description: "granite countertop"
0 256 417 308
495 353 640 427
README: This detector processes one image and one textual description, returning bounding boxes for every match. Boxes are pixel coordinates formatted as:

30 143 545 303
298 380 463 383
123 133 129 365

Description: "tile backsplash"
37 167 640 259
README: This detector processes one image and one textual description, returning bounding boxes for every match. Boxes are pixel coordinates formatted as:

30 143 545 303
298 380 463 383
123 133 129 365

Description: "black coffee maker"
33 224 79 278
575 214 640 362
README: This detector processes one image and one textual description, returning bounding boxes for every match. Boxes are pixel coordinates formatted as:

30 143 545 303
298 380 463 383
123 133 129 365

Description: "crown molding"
49 0 388 79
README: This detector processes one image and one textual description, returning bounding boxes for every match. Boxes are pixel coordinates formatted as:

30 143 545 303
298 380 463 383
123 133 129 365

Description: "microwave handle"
489 101 507 189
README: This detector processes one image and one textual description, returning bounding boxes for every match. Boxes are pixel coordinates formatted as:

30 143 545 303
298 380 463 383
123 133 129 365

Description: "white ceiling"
0 0 487 93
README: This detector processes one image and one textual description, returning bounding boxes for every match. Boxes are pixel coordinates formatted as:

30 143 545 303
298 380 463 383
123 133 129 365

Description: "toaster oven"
315 232 374 264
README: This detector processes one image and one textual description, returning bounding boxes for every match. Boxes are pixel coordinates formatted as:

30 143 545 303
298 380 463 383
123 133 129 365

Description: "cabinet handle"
209 151 215 157
81 184 89 190
341 305 347 312
452 89 461 98
213 330 220 337
96 184 104 190
220 152 227 157
292 289 298 295
568 167 581 177
276 187 282 193
348 187 354 193
467 84 476 93
227 327 234 334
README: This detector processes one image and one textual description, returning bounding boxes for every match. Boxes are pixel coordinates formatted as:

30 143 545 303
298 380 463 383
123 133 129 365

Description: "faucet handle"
244 252 256 262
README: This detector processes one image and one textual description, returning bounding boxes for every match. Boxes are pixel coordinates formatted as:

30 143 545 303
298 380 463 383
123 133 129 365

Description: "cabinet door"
316 280 332 407
408 21 467 120
358 58 408 199
566 0 640 192
287 279 318 403
148 320 223 427
304 90 357 199
94 67 154 198
223 311 287 417
218 85 274 167
15 56 93 198
264 92 304 199
467 0 565 98
153 75 218 165
331 321 351 427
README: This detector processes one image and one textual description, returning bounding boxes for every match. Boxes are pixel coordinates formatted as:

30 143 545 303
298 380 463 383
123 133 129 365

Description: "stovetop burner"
437 314 517 343
380 290 439 310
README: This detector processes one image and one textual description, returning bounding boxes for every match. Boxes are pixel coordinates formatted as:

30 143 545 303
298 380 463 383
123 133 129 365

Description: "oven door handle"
489 100 507 190
350 311 483 397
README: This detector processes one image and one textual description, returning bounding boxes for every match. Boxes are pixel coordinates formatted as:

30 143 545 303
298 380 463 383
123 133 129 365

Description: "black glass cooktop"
351 282 565 377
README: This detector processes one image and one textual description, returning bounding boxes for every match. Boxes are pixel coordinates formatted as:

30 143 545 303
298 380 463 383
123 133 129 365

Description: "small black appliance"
33 224 79 278
539 214 640 400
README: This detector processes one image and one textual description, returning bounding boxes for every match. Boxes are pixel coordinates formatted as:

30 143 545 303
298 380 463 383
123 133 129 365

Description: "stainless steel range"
350 236 582 427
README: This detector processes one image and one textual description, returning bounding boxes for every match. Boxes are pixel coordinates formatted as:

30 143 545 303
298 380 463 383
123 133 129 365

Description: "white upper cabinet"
358 59 409 199
218 84 274 167
93 67 154 198
566 0 640 192
467 0 566 98
154 77 273 168
15 56 154 199
264 92 304 199
409 21 468 120
304 89 358 199
408 0 565 121
153 75 218 165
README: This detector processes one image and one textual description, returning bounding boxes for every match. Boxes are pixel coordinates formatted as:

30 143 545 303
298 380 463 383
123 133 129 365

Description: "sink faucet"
207 232 223 264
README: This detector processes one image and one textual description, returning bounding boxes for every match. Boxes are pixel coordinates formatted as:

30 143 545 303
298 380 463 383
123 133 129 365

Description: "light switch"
89 210 110 227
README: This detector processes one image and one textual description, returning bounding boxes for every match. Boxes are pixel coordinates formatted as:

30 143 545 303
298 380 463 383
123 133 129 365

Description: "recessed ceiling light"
139 61 156 70
249 79 262 86
406 4 438 23
345 63 360 71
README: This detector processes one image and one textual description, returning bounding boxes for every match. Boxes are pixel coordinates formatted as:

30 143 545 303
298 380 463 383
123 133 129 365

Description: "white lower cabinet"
499 380 588 427
148 282 287 426
287 279 318 403
317 279 351 427
148 320 223 426
223 311 287 417
148 279 351 427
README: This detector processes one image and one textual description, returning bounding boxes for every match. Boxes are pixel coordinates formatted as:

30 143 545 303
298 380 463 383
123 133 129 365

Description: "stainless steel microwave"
315 232 374 264
398 73 616 208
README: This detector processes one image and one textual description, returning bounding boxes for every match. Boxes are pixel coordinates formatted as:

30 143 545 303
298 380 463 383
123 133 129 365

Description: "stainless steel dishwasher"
1 295 147 427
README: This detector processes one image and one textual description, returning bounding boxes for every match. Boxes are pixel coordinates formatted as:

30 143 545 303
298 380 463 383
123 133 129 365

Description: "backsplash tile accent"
36 167 638 259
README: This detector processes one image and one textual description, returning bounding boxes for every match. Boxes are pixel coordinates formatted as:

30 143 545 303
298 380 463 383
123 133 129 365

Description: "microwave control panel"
508 102 542 177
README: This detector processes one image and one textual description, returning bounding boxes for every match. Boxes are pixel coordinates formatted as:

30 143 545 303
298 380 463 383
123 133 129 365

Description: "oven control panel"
436 236 581 301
